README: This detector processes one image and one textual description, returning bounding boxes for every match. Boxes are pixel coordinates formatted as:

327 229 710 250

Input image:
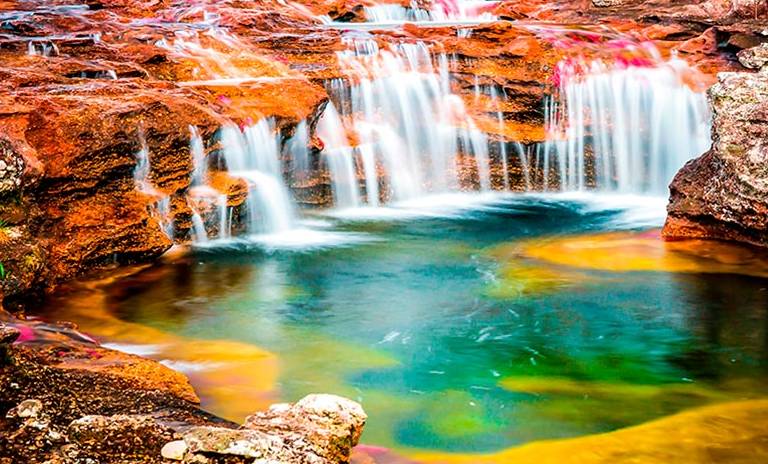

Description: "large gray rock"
664 72 768 247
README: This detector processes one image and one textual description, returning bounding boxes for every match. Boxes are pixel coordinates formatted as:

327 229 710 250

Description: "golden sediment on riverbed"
412 399 768 463
45 281 279 421
496 230 768 278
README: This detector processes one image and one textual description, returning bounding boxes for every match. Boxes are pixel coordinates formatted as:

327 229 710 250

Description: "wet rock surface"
0 318 366 463
664 71 768 247
177 395 365 463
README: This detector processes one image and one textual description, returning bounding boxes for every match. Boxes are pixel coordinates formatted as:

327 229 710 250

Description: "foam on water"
191 227 378 253
520 191 669 228
324 192 512 221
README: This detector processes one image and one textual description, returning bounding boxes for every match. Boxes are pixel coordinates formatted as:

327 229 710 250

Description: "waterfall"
190 125 207 187
286 120 310 182
317 102 362 209
321 0 498 24
219 118 296 233
189 205 208 243
319 38 494 208
541 57 711 194
133 131 174 238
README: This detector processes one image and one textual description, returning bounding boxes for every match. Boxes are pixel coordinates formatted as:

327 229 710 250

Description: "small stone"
592 0 625 6
15 399 43 419
0 325 21 344
160 440 187 460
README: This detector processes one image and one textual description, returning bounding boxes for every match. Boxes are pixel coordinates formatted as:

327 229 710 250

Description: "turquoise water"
63 194 768 453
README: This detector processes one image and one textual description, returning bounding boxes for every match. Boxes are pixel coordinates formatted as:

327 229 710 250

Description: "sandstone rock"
242 394 367 464
664 72 768 247
11 399 43 419
183 427 282 459
738 43 768 70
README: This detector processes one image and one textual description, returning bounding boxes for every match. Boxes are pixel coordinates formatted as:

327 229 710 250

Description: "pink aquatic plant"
14 325 35 343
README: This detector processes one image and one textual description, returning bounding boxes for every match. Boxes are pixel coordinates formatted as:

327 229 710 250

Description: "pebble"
161 440 187 461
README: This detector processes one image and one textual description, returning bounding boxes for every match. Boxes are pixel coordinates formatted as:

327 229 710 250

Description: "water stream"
41 194 768 458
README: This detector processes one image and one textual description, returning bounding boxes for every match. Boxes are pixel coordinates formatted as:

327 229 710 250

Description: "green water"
76 194 768 453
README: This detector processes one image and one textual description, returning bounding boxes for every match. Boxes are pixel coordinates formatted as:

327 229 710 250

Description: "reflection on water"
36 194 768 460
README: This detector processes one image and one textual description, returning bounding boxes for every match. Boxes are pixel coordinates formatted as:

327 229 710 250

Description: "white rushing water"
219 118 296 234
364 0 497 22
319 0 498 27
133 131 174 238
319 38 493 208
540 57 711 195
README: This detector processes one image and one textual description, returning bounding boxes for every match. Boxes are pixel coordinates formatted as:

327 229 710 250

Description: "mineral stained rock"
0 318 366 463
664 71 768 247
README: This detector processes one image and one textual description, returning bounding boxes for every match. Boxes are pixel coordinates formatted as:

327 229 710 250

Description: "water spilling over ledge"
319 0 499 28
539 56 711 194
320 38 492 208
5 1 768 462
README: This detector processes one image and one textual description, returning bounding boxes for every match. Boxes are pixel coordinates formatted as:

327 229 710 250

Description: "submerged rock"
664 72 768 247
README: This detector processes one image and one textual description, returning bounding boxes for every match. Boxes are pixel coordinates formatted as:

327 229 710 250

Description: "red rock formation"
664 71 768 247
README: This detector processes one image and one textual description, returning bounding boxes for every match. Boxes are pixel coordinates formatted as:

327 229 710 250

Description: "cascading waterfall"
286 120 311 182
154 31 306 242
540 56 711 194
319 0 498 25
317 102 362 208
188 125 230 241
319 37 494 208
219 118 296 233
133 131 173 238
190 125 207 187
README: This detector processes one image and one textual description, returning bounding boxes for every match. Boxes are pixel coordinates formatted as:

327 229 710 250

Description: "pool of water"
39 193 768 456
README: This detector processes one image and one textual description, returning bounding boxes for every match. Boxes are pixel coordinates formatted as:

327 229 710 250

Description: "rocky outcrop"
0 319 366 463
179 395 365 463
664 71 768 247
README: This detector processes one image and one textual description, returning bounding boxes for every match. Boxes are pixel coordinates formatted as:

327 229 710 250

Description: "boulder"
738 43 768 70
664 72 768 247
180 394 366 464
